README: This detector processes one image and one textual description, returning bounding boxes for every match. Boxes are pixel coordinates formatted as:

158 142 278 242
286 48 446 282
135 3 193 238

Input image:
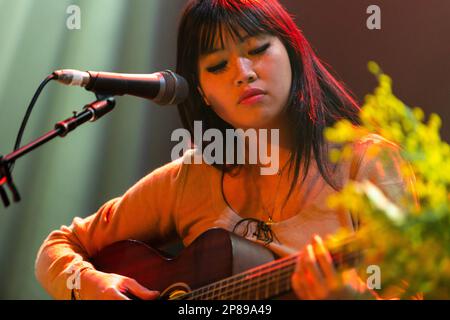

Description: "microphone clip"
0 96 115 208
0 157 21 208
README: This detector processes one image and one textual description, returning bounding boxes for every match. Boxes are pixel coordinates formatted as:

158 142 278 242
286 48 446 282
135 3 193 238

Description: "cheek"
205 84 228 107
281 62 292 97
209 95 233 120
260 54 291 100
274 51 292 100
200 77 233 108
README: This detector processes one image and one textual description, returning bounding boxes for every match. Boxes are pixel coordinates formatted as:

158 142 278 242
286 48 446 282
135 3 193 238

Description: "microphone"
53 69 189 105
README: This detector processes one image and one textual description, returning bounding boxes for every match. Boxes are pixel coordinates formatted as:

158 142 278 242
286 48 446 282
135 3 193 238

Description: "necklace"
251 155 291 225
232 155 291 245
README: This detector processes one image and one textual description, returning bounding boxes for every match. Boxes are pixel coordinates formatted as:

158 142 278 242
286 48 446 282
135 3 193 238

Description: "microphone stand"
0 97 116 208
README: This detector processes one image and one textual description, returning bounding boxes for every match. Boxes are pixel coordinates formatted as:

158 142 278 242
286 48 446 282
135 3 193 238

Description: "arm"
35 159 186 299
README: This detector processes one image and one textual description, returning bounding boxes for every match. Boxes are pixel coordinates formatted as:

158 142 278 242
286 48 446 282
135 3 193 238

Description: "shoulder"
354 133 404 169
353 133 400 152
349 133 409 186
339 133 403 169
327 132 400 160
135 149 217 190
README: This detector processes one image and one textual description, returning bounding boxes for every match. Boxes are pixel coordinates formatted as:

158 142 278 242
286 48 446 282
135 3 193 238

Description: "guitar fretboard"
175 243 361 300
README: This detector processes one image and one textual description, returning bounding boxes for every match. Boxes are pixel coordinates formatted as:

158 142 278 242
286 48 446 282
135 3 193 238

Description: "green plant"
324 62 450 299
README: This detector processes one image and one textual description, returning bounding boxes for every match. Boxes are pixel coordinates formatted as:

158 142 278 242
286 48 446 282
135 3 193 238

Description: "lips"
238 87 267 104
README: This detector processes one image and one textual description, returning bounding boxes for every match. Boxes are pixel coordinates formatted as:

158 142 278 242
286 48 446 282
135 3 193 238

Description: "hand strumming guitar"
75 268 160 300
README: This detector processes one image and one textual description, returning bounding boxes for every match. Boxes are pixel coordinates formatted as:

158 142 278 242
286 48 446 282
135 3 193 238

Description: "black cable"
8 73 56 171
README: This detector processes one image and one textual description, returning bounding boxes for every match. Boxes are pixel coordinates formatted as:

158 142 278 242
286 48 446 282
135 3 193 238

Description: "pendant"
266 216 275 226
232 217 279 246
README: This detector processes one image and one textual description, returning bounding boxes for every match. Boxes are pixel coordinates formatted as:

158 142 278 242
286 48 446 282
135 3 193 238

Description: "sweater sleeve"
34 158 187 299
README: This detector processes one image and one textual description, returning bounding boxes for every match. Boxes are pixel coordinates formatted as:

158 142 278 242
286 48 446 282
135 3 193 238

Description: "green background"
0 0 184 299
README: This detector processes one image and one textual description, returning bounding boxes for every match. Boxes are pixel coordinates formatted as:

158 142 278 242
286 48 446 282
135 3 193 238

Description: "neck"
244 125 293 176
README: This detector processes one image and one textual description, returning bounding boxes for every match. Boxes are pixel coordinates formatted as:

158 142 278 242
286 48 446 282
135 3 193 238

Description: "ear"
197 86 211 106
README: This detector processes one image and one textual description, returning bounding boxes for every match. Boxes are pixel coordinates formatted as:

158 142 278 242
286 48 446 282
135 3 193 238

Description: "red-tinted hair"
176 0 361 199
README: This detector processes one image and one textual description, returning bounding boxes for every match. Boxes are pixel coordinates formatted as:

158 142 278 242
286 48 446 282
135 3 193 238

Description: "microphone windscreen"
158 70 189 105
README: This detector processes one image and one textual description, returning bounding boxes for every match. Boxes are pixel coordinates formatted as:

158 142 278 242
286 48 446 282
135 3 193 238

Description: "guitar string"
178 250 361 300
200 258 296 300
193 250 361 300
197 262 297 300
210 264 296 300
175 257 292 300
179 250 359 300
182 260 295 300
175 235 358 299
195 250 360 300
176 254 298 300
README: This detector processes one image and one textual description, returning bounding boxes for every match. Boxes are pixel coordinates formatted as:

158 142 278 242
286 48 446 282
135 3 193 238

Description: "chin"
237 121 279 131
236 114 273 128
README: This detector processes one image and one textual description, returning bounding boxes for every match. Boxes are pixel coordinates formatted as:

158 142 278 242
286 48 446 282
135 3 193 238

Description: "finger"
293 253 312 300
301 248 328 299
124 278 160 300
291 272 307 300
313 235 339 289
113 292 132 300
313 235 334 268
104 287 131 300
305 244 327 285
293 264 314 300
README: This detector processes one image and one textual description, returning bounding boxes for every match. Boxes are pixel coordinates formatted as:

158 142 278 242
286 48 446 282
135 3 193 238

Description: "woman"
35 0 412 300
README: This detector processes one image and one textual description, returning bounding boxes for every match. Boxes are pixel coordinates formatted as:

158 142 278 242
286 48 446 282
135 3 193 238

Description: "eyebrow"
202 34 254 56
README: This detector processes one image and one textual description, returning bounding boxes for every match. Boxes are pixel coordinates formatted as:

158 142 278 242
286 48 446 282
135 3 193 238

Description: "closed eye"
206 61 227 73
205 43 271 74
249 43 270 55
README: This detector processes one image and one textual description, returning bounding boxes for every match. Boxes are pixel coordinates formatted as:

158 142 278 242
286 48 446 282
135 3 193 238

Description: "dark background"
282 0 450 141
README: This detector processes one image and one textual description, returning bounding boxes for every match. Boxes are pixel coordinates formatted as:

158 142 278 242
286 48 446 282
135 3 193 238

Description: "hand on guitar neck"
291 234 369 300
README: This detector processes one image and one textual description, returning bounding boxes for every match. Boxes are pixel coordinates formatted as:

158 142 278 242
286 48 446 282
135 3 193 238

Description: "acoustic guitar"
90 228 359 300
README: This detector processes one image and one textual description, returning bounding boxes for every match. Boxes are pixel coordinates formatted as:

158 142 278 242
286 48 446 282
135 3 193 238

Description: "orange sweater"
34 134 414 299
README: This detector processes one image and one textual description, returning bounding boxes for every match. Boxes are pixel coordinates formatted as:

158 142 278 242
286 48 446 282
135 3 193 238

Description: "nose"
234 57 257 86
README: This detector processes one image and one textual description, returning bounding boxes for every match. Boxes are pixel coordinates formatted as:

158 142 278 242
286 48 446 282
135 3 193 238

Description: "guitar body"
90 228 288 299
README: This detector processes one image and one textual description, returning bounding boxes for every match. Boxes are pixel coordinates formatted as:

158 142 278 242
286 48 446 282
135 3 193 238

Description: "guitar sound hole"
161 282 192 300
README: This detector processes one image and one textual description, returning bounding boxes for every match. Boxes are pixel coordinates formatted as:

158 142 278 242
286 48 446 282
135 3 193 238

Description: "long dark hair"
176 0 361 198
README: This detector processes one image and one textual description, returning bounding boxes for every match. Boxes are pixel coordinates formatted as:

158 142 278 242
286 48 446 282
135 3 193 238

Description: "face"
198 30 292 130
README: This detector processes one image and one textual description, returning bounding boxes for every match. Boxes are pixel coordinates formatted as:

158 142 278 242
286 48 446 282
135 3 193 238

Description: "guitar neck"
176 240 361 300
